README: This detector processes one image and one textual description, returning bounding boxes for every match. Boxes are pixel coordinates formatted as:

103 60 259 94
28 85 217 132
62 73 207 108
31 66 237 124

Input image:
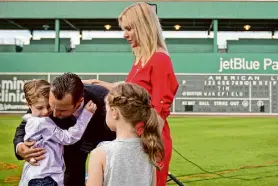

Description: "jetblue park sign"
219 57 278 72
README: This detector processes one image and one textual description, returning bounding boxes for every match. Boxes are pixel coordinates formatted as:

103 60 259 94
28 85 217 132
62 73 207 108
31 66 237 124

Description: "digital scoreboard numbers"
174 74 278 114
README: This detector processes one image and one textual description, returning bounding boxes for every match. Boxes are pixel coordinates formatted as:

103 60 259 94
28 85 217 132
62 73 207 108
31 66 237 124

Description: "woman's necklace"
128 65 141 83
128 59 143 83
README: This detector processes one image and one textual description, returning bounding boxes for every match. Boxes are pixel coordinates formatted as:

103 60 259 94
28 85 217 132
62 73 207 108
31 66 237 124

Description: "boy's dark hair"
51 72 84 105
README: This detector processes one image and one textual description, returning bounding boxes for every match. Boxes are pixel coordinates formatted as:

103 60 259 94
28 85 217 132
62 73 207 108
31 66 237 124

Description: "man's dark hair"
51 72 84 105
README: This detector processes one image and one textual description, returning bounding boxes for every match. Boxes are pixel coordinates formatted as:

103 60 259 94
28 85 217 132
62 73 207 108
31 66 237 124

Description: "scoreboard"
0 73 277 115
174 74 278 114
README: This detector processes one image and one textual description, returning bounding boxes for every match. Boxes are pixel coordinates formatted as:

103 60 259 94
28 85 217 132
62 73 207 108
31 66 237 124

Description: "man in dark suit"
13 72 116 186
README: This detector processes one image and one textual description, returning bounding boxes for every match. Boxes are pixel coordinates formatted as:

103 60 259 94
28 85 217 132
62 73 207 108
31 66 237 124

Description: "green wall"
1 2 278 19
1 53 277 74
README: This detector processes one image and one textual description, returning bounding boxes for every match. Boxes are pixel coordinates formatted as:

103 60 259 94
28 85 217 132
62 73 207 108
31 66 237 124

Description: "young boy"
19 79 97 186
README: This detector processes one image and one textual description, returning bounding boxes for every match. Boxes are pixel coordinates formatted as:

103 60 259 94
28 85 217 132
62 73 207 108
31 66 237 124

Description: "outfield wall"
0 53 277 115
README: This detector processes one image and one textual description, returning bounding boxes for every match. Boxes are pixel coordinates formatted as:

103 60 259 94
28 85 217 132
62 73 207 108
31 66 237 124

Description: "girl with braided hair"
86 83 164 186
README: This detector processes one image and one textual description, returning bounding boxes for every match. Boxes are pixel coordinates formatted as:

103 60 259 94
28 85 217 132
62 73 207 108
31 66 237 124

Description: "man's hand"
17 141 46 166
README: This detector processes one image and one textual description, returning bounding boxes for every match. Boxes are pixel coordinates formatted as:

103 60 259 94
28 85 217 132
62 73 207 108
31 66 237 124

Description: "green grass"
169 117 278 186
0 116 24 186
0 116 278 185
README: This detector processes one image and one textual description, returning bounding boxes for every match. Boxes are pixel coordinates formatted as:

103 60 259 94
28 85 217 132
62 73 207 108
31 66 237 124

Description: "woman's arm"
82 79 123 91
156 113 165 134
150 54 179 133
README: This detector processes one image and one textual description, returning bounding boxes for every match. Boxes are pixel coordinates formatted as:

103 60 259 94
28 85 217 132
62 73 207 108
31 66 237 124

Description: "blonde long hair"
118 2 167 64
107 83 164 169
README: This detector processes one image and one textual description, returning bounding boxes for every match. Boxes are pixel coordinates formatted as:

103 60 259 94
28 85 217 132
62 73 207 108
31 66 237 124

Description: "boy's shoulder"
23 114 54 126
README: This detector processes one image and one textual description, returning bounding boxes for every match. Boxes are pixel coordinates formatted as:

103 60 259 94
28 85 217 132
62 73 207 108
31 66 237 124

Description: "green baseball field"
0 116 277 186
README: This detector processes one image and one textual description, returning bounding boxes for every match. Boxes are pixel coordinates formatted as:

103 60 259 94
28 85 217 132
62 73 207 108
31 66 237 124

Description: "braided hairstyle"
106 83 164 169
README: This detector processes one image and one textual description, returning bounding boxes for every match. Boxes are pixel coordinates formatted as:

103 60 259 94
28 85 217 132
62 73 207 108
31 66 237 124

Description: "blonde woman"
83 3 179 186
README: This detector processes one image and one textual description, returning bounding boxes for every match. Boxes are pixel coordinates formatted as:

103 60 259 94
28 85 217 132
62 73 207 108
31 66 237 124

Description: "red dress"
126 52 179 186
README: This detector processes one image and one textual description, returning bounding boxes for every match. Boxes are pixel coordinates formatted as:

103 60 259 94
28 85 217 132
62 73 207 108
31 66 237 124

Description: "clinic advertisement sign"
0 74 48 113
